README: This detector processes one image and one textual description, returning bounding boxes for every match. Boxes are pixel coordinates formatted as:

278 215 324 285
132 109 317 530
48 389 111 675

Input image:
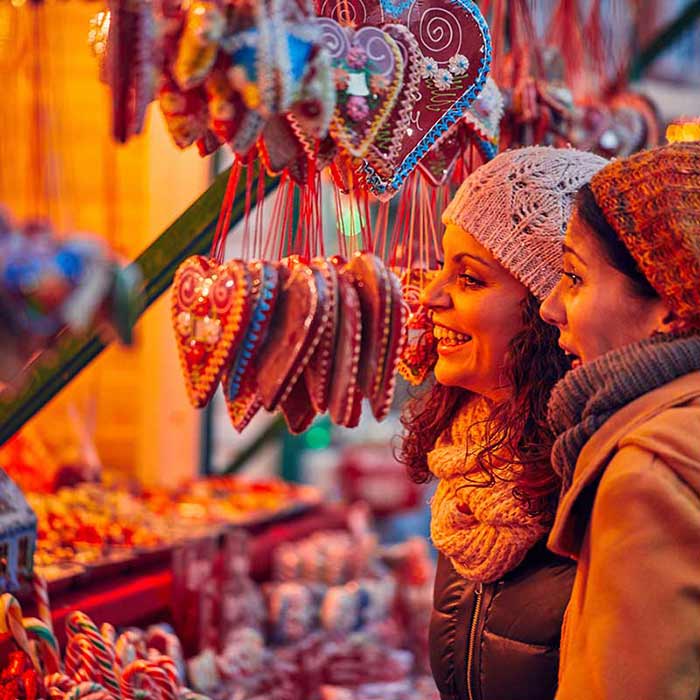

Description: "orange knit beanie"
589 142 700 328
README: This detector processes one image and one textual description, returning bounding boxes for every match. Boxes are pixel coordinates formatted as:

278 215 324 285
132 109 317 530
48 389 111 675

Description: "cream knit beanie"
442 146 608 300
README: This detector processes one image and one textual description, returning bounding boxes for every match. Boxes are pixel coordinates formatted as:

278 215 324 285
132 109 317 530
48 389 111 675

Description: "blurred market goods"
0 471 37 592
24 478 320 584
0 211 141 389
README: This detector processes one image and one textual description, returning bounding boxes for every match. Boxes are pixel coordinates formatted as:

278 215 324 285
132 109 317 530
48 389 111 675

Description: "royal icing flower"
334 67 350 91
346 45 368 69
369 73 390 94
421 56 439 78
346 95 369 121
434 68 454 90
448 54 470 75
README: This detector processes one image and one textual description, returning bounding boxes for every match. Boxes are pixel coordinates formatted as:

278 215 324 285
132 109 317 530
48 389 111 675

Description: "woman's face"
540 209 669 366
421 224 527 400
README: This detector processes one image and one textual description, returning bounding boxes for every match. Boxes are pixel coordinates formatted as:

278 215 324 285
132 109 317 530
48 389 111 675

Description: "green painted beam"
629 0 700 81
0 164 278 446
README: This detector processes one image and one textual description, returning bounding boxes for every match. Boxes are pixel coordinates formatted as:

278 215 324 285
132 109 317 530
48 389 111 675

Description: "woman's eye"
458 273 484 288
563 271 582 287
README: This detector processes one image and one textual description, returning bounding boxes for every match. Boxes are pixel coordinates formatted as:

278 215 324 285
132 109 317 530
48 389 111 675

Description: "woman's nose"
420 273 452 310
540 281 565 328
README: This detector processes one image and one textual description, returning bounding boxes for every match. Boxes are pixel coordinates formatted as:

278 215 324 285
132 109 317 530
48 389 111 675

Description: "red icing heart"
369 268 406 420
226 373 262 433
304 259 339 414
328 263 363 428
317 0 491 197
346 252 392 403
255 263 327 411
172 256 249 407
319 21 405 158
281 376 317 434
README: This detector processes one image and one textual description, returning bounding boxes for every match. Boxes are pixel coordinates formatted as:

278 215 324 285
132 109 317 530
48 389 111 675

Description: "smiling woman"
398 146 607 700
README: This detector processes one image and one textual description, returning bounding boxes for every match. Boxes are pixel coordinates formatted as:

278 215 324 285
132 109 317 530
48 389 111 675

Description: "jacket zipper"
466 582 483 700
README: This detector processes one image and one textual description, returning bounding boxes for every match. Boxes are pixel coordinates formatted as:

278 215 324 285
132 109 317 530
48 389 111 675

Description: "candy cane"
65 634 100 683
32 572 53 633
64 681 113 700
101 623 116 646
0 594 40 672
65 612 121 699
115 630 145 669
120 660 158 700
148 656 179 690
23 615 61 673
145 663 178 700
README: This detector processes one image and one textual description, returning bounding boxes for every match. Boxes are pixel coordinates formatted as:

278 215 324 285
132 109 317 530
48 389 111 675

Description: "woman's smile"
433 323 472 354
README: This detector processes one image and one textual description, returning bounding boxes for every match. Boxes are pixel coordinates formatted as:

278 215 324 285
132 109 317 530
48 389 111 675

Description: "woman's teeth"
433 325 471 345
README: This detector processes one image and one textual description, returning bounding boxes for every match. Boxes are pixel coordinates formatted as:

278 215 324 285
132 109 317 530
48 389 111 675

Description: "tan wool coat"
548 371 700 700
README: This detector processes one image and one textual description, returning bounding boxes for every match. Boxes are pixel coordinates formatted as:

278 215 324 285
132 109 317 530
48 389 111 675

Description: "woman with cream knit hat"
540 140 700 700
399 145 607 700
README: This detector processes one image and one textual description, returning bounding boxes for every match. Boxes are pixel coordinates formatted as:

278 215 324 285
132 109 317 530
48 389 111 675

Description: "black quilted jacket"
429 539 575 700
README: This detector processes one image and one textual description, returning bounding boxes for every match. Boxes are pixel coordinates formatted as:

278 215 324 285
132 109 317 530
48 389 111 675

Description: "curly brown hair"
398 293 569 518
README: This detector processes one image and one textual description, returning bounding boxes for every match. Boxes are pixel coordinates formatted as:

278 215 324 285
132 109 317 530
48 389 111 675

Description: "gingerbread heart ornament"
317 0 491 198
319 20 405 158
172 256 249 408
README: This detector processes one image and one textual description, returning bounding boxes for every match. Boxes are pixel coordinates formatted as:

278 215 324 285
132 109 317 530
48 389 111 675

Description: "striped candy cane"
65 612 121 699
23 616 60 673
32 572 53 633
65 634 100 683
64 681 113 700
0 594 40 672
45 671 75 700
119 660 158 700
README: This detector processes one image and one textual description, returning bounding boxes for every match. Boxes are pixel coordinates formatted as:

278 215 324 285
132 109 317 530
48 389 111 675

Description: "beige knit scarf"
428 399 549 583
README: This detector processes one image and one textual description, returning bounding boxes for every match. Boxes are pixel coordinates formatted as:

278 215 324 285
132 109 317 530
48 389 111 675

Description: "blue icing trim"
226 267 277 399
367 0 492 197
379 0 415 17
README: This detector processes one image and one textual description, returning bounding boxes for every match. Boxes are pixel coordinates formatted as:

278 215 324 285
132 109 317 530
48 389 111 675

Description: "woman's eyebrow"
562 243 587 265
453 252 493 269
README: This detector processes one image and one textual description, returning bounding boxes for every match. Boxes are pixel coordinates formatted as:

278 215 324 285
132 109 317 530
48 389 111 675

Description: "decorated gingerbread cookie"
172 256 251 408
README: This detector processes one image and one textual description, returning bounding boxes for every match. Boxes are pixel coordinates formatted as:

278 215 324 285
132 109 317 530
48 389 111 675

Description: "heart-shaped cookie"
318 0 491 197
319 20 405 158
172 256 250 407
304 259 339 414
226 373 263 433
223 261 279 402
281 374 317 434
345 252 392 404
328 262 363 428
255 263 326 411
369 267 406 420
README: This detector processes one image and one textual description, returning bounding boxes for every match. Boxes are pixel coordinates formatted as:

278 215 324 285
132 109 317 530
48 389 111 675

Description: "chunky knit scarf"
548 332 700 497
428 399 550 583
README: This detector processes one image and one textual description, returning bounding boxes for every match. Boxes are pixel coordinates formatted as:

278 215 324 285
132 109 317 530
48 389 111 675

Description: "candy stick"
119 660 157 700
23 615 60 673
65 612 121 699
148 656 179 690
65 634 100 683
32 572 53 633
64 681 113 700
101 623 116 646
145 663 178 700
45 671 76 699
115 630 145 669
0 594 41 672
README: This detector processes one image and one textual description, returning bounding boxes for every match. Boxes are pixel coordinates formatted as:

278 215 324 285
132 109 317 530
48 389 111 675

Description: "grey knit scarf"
547 333 700 496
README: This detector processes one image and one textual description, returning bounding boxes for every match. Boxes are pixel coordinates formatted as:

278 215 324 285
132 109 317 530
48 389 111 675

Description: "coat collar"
548 371 700 559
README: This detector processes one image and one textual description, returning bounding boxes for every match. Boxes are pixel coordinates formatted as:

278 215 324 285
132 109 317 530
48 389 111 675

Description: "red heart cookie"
304 259 339 414
255 263 325 411
281 375 317 434
346 252 392 402
369 267 406 421
226 373 263 433
172 256 250 407
328 264 363 428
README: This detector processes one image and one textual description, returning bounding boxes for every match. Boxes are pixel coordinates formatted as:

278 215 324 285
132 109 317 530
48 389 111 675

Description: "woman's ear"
654 308 686 336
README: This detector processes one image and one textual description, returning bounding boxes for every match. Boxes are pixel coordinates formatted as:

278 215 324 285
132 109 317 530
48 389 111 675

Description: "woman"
400 146 607 700
540 140 700 700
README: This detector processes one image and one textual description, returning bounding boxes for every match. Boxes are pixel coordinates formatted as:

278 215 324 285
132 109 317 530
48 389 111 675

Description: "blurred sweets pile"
28 478 320 582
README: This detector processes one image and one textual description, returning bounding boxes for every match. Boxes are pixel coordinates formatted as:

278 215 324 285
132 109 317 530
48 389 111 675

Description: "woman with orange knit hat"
399 145 607 700
540 138 700 700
